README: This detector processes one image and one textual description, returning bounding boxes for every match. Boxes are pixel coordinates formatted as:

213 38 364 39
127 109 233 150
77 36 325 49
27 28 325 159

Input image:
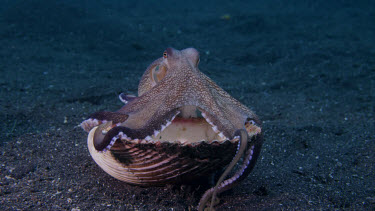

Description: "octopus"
81 47 263 210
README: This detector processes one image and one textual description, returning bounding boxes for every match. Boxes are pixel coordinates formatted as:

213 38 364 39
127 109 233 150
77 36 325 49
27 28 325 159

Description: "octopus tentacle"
196 72 260 137
198 129 254 211
119 93 137 104
92 109 180 151
80 111 129 132
115 77 181 127
89 111 129 123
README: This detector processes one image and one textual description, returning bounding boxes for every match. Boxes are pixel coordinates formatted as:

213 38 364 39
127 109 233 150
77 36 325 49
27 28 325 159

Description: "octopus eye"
152 65 167 83
163 51 168 58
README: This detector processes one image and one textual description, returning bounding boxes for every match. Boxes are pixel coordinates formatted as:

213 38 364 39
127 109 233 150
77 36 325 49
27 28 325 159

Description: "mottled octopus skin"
84 47 260 138
198 129 263 211
81 47 263 210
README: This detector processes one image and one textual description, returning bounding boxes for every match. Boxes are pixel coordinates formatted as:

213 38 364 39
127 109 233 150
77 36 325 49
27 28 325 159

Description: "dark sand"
1 0 374 210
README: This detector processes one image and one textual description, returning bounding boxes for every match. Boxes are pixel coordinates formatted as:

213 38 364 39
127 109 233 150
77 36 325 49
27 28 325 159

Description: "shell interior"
87 110 261 185
150 117 227 144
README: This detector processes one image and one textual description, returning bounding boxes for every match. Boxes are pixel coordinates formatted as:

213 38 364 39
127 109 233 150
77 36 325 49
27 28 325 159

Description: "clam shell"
88 126 241 186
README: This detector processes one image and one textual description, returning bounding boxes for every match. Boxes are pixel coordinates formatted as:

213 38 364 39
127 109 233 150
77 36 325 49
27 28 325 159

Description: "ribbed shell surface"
88 126 239 186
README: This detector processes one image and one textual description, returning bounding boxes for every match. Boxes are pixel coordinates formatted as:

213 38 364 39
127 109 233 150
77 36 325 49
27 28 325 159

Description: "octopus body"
81 47 263 210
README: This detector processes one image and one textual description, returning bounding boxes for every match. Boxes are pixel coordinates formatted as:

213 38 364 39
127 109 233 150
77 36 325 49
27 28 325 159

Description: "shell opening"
85 106 261 151
151 116 227 144
146 106 227 144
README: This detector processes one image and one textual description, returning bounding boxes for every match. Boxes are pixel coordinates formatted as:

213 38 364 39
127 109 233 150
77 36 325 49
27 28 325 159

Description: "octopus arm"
198 129 263 211
196 72 259 137
105 78 181 139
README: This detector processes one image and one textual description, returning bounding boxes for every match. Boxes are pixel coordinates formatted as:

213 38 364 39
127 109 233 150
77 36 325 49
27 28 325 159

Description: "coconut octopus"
81 47 263 210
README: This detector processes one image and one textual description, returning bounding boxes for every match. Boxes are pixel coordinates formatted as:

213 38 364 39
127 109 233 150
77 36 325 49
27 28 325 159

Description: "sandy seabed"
1 0 374 210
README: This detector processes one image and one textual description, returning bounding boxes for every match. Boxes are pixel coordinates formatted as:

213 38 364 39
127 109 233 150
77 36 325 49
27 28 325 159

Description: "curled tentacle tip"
93 121 113 151
119 93 137 104
198 128 249 211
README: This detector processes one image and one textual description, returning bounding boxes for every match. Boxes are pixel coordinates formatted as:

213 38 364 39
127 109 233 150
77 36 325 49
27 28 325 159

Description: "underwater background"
1 0 374 210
